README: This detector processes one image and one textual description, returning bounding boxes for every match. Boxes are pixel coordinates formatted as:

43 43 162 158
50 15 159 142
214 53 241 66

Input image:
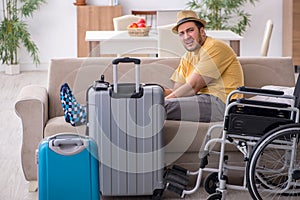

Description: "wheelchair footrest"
172 165 188 175
164 165 189 196
166 182 185 196
165 168 189 186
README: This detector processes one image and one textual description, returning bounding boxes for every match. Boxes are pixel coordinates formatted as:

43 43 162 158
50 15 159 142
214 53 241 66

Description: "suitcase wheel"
152 189 164 200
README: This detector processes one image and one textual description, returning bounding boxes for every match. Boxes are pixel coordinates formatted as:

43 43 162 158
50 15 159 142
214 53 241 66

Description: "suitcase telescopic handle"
112 57 141 65
112 57 141 93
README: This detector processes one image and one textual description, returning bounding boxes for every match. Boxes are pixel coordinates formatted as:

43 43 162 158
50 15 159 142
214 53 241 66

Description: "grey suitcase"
87 57 165 199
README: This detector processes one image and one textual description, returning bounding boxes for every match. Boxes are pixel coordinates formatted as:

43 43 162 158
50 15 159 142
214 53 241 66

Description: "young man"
60 10 244 126
163 10 244 122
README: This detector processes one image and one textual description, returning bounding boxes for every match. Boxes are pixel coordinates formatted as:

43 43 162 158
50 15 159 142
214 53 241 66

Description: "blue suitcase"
38 133 100 200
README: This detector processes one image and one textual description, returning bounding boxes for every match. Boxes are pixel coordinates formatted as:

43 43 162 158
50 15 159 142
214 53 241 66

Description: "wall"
17 0 77 70
241 0 282 57
0 0 283 71
0 0 76 70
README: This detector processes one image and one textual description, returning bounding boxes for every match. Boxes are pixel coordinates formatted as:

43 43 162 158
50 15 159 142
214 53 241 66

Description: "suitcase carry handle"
112 57 141 93
52 138 83 147
48 133 87 155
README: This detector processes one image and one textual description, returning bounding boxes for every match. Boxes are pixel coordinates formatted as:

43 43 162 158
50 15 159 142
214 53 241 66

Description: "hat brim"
172 18 206 34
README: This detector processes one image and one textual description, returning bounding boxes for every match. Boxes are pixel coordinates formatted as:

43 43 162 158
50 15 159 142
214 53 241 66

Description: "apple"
129 22 138 28
137 22 146 28
137 18 146 24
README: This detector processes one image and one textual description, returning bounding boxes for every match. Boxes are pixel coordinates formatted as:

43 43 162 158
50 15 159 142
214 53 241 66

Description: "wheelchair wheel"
247 124 300 200
207 192 222 200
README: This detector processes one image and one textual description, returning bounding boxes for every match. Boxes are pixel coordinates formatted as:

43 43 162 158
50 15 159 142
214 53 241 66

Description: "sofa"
15 57 296 191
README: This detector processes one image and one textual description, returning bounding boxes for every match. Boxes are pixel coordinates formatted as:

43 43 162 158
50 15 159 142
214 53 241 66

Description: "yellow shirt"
171 37 244 103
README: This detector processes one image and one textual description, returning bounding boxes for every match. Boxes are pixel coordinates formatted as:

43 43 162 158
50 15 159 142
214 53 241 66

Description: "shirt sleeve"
170 58 187 84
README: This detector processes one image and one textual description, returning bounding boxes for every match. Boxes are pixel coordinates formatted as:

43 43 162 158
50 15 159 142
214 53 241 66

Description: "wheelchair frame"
164 84 299 200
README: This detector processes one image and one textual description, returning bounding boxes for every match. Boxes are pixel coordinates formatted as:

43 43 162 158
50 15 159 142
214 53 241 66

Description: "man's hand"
164 88 173 97
166 72 212 99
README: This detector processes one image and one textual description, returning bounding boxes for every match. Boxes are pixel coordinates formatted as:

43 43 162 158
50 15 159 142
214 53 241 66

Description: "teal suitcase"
38 133 100 200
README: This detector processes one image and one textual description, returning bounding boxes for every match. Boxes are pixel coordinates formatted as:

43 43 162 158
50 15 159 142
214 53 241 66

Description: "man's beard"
184 37 202 52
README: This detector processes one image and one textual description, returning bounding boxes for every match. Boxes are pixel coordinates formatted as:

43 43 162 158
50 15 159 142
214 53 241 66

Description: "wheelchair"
164 75 300 200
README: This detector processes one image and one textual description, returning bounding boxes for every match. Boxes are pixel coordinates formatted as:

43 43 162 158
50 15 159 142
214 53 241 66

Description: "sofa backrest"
48 57 179 118
238 57 295 88
48 57 295 119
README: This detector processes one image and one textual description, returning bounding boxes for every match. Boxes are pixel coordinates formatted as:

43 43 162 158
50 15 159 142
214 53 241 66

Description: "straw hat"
172 10 206 34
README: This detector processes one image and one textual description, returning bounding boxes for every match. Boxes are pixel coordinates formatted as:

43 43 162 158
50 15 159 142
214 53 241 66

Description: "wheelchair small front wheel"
207 192 222 200
204 172 228 194
204 172 219 194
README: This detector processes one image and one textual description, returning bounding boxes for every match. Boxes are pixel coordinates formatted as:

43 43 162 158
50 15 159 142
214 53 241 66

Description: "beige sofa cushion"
44 117 86 137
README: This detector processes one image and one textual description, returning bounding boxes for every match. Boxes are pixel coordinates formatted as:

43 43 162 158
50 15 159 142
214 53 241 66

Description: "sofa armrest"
14 85 48 181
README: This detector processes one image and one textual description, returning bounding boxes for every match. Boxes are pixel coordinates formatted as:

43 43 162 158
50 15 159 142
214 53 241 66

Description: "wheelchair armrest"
236 98 291 108
237 86 284 96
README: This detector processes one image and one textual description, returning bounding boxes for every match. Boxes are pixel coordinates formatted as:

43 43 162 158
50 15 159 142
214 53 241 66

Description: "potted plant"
186 0 259 35
0 0 46 74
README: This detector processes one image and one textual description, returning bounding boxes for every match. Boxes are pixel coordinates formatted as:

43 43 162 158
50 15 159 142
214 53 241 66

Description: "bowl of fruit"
127 18 151 37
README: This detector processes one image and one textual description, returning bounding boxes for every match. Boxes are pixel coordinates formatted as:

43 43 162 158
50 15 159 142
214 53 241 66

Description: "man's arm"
166 72 212 99
164 82 182 97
